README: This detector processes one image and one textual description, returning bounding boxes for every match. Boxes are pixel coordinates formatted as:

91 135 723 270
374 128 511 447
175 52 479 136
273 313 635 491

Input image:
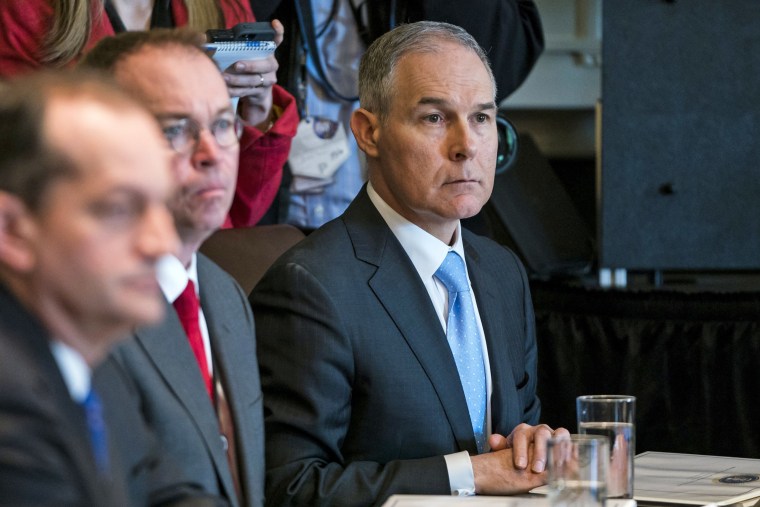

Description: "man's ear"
350 108 381 159
0 192 37 273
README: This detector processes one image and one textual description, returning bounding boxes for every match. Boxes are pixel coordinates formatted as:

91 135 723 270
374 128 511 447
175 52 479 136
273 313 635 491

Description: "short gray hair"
358 21 496 121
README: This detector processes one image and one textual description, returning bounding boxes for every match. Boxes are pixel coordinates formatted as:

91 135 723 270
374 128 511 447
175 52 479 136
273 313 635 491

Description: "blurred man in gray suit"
251 21 567 506
83 30 264 507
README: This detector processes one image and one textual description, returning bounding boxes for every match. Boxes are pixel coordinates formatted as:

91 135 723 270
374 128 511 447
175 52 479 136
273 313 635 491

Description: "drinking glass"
547 434 609 507
577 394 636 498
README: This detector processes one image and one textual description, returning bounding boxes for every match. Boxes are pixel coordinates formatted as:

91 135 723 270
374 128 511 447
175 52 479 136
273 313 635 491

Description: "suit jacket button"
220 435 229 452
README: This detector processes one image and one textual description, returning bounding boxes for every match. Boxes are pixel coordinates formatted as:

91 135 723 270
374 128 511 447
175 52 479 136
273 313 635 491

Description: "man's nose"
448 120 478 161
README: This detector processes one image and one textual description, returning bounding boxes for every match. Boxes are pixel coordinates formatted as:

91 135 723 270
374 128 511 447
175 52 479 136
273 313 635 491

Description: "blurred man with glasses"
82 29 266 507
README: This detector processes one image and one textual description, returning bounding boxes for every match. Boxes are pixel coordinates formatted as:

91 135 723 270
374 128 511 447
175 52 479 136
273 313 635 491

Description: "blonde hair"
42 0 93 65
186 1 224 33
42 0 242 66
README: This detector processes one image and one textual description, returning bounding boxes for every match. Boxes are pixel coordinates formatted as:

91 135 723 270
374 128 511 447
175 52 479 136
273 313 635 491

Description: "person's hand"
223 20 285 128
470 446 546 495
471 423 569 495
491 423 570 473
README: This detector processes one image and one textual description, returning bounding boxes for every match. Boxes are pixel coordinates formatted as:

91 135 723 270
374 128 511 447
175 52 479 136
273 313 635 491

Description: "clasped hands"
471 423 570 495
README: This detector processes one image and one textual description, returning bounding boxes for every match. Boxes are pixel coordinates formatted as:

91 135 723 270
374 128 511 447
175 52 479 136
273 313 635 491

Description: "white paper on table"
381 494 636 507
633 451 760 506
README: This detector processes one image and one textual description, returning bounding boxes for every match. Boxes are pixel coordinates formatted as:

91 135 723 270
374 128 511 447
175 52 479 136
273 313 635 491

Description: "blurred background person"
0 0 298 227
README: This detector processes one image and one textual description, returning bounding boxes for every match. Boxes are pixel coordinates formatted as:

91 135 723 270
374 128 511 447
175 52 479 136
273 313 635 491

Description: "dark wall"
600 0 760 271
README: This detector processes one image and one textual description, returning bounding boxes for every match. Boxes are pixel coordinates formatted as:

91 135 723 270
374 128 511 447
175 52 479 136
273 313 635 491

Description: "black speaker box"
600 0 760 270
482 134 594 278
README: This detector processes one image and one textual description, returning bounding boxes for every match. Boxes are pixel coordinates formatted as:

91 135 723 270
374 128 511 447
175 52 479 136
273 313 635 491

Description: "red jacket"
0 0 298 228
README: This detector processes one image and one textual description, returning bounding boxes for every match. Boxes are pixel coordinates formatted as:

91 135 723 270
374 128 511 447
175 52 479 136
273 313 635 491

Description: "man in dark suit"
82 30 265 507
0 70 196 505
251 21 568 505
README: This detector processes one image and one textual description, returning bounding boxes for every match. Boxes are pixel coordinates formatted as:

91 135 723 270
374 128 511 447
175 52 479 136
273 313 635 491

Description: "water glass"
547 434 609 507
577 394 636 498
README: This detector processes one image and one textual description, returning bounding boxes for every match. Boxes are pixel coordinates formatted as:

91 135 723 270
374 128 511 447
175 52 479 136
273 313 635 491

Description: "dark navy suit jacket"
0 283 214 507
251 188 540 506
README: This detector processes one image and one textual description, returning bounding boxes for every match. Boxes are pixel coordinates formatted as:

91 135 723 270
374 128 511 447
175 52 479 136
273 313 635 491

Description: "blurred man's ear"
0 192 37 273
350 108 380 159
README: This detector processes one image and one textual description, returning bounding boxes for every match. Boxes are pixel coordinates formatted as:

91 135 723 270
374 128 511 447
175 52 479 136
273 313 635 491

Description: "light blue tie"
435 251 487 453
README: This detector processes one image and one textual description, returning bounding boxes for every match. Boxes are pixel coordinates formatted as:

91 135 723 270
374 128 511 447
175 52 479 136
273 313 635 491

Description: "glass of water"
547 434 609 507
577 394 636 498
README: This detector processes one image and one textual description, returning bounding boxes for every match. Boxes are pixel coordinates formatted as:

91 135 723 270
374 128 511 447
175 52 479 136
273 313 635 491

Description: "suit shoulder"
0 328 54 396
269 218 351 271
197 253 240 286
463 229 524 269
196 253 250 300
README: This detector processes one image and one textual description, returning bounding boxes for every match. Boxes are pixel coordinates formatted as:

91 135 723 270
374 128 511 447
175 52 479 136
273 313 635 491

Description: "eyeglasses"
160 115 243 155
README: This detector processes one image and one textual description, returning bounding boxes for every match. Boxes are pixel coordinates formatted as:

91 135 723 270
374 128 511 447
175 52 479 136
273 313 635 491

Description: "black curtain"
533 281 760 458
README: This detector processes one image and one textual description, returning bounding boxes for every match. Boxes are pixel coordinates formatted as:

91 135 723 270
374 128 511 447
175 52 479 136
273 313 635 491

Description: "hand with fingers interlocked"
471 423 570 495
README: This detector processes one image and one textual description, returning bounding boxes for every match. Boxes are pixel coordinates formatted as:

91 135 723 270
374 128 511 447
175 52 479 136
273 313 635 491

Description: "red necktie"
172 280 213 400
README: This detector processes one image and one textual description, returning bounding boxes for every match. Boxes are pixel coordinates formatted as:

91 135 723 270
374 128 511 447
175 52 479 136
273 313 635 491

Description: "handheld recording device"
206 22 275 43
204 22 277 73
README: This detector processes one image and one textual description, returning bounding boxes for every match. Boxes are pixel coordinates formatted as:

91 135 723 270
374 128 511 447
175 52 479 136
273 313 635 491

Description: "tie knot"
435 251 469 294
173 279 199 316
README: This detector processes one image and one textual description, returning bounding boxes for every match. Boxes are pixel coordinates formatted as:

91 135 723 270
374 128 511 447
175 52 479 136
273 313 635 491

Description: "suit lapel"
0 286 117 503
344 191 478 454
133 298 237 501
197 255 258 503
46 355 113 502
47 371 122 503
464 239 521 433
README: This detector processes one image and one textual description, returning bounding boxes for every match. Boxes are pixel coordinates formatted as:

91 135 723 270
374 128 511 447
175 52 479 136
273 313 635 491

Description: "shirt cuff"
444 450 476 496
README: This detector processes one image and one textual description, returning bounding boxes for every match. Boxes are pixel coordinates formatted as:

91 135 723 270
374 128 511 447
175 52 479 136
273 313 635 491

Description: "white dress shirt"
50 340 91 403
367 182 492 496
156 254 214 376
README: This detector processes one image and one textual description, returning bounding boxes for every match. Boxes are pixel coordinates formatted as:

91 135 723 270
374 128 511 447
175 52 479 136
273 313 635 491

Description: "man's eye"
475 113 489 123
425 114 442 123
213 118 233 131
162 124 186 139
90 200 142 222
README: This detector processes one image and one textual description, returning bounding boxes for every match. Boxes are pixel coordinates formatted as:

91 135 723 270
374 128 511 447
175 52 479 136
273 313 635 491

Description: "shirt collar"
366 182 465 281
49 340 91 403
157 253 199 303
